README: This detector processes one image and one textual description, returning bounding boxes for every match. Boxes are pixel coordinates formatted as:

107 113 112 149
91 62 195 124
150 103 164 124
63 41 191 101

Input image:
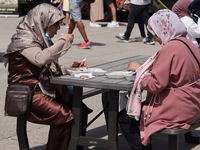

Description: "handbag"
4 83 38 116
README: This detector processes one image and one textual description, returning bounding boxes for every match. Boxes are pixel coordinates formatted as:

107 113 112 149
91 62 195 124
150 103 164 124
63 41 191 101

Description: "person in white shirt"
172 0 200 84
172 0 200 49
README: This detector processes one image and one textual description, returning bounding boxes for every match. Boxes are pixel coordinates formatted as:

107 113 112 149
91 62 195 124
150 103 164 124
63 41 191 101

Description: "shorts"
69 0 84 22
105 0 114 3
63 0 70 12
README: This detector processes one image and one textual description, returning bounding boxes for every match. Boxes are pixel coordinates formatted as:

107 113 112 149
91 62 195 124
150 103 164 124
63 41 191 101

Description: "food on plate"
116 72 124 75
72 68 83 72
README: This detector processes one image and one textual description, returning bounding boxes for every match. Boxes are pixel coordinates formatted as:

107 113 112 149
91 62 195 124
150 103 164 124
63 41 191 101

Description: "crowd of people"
24 0 157 48
4 0 200 150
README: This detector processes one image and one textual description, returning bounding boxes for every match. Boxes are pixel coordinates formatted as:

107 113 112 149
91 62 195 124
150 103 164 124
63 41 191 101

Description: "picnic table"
50 55 149 150
16 55 200 150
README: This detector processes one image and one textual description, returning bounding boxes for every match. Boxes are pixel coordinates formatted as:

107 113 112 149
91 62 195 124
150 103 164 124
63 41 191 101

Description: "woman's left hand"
127 61 141 72
69 61 88 68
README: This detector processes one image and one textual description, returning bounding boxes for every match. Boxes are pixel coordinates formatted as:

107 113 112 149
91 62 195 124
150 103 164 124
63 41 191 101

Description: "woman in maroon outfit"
4 3 91 150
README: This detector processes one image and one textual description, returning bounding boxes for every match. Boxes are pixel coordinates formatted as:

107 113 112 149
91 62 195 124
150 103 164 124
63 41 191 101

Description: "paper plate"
105 71 132 79
65 67 107 75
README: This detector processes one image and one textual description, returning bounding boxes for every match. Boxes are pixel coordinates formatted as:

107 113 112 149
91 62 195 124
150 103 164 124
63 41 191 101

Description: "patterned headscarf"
4 3 65 57
126 9 187 120
147 9 187 46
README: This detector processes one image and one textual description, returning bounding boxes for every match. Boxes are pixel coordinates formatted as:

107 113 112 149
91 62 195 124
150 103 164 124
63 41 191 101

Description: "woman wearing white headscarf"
4 3 91 149
124 9 200 147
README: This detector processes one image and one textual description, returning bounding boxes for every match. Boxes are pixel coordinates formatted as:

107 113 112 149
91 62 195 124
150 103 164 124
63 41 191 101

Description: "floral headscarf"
147 9 187 46
126 9 187 120
126 53 157 121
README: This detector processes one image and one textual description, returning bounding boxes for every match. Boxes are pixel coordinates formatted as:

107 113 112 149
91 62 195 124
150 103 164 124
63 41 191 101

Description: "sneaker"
78 41 91 49
143 38 156 45
115 35 129 43
119 33 124 36
89 22 101 28
107 21 119 28
134 37 146 42
63 25 69 28
60 22 65 26
142 37 147 42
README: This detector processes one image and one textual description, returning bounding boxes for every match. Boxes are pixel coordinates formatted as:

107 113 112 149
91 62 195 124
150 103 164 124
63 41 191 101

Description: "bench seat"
157 116 200 150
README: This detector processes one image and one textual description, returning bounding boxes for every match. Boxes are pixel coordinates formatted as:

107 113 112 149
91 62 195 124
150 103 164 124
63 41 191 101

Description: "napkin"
74 73 95 79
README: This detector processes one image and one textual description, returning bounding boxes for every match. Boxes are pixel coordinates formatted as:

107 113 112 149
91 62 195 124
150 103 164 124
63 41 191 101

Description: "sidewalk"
0 17 200 150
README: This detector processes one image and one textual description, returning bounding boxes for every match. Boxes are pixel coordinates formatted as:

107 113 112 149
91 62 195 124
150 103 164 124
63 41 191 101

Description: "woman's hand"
127 61 141 72
82 3 88 9
69 61 88 68
119 3 123 9
60 65 67 75
63 33 74 43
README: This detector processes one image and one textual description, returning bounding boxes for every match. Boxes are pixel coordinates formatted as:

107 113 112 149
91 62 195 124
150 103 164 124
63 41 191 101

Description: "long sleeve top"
19 35 71 67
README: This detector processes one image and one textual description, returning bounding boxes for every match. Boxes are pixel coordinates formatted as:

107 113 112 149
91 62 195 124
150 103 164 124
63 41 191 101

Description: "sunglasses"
55 20 62 26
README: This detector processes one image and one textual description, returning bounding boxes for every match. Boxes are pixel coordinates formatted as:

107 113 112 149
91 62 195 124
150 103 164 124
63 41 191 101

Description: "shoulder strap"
170 39 200 69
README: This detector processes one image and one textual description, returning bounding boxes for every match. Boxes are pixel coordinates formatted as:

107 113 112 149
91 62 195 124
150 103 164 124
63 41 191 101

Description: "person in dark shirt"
189 0 200 17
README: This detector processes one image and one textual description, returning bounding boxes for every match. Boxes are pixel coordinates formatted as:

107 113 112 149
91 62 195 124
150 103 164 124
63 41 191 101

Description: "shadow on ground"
151 131 200 150
31 144 46 150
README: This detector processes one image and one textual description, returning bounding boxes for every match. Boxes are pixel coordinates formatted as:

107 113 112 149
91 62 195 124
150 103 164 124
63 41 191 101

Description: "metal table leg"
102 91 109 129
108 90 119 150
68 86 83 150
17 117 30 150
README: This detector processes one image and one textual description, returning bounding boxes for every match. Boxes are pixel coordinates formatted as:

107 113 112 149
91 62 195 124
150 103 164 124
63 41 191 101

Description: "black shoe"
143 38 155 45
115 35 129 43
60 22 66 26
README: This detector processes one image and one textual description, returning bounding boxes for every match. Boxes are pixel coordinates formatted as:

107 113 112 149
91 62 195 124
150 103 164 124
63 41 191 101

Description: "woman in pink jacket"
120 9 200 149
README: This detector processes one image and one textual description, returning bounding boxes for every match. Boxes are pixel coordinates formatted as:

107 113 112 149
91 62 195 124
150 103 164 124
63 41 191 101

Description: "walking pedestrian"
89 0 104 28
115 0 155 44
68 0 91 49
106 0 120 28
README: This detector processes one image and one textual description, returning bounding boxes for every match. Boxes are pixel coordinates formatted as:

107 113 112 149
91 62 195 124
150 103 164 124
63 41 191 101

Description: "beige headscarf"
4 3 65 57
4 3 66 98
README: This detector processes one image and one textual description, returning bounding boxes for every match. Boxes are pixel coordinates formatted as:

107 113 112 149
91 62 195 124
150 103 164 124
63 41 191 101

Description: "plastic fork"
79 55 87 67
